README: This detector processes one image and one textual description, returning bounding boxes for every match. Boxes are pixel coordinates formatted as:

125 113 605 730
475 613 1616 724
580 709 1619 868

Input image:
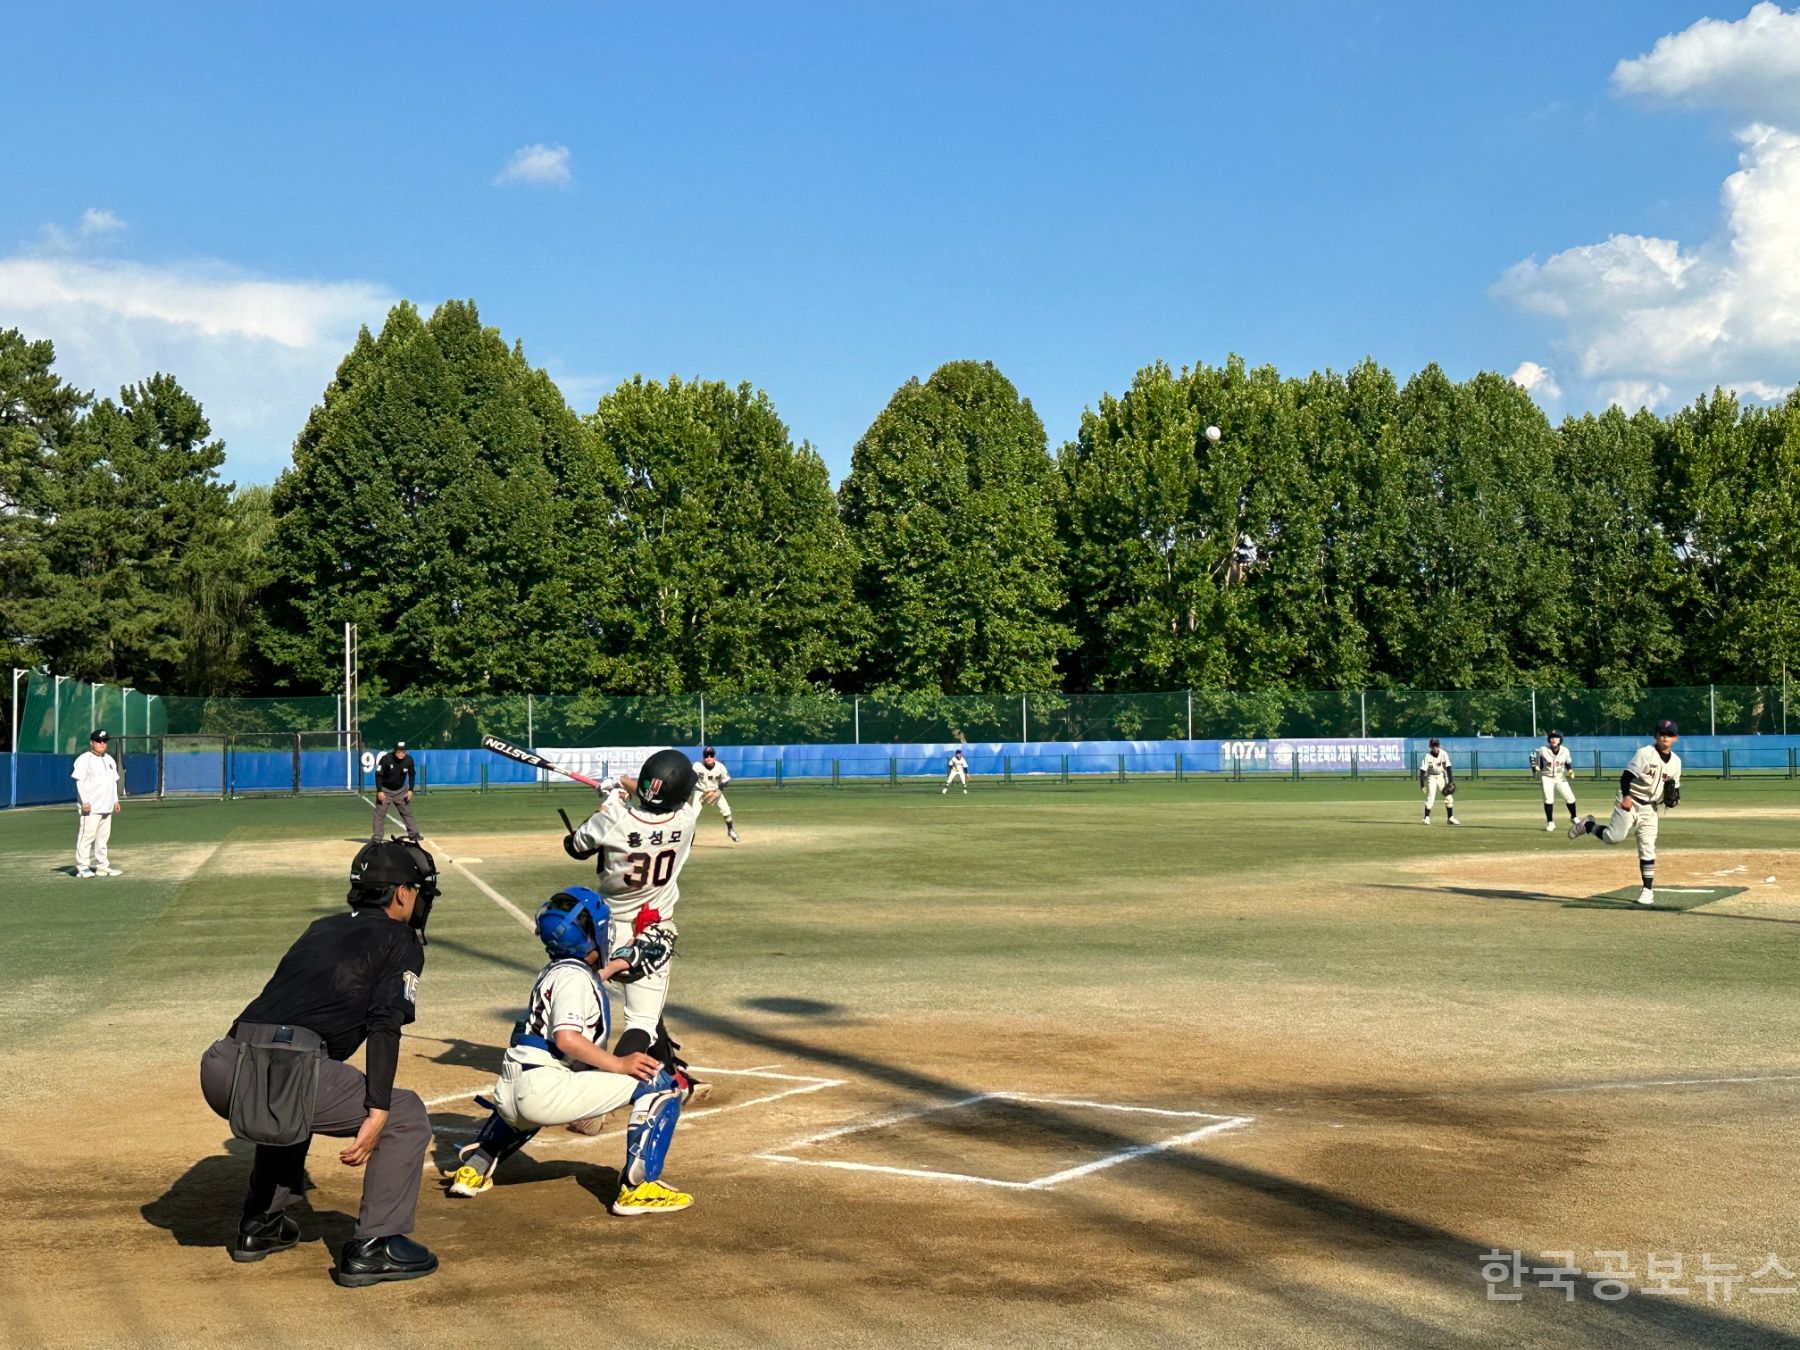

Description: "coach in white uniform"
72 728 122 878
1531 729 1579 831
1569 719 1681 907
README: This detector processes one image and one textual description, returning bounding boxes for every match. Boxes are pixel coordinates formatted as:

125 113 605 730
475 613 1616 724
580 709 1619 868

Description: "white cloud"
1496 6 1800 413
78 208 125 238
495 143 573 188
1509 360 1562 400
0 231 394 482
1612 1 1800 121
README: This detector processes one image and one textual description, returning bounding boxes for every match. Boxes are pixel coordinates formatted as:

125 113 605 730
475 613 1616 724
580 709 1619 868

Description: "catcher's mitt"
611 919 678 983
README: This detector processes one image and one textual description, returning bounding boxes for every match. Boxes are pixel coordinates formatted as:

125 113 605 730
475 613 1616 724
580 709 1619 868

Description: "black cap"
350 840 428 889
703 746 716 757
1429 737 1441 747
1547 729 1563 739
1656 719 1679 737
89 728 109 743
395 740 407 749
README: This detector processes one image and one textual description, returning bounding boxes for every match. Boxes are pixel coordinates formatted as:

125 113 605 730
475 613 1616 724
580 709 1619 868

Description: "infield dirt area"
4 780 1799 1348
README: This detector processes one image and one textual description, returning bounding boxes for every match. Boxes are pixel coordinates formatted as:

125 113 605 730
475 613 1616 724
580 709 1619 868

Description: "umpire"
369 741 420 842
198 840 441 1286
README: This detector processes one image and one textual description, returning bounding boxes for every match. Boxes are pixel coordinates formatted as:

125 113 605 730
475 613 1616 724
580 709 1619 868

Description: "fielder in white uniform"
446 888 695 1214
694 747 739 842
1531 730 1579 831
1569 719 1681 907
943 748 969 794
72 729 123 877
1418 738 1459 825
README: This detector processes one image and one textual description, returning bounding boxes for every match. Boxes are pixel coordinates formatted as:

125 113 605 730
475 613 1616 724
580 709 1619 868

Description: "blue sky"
5 2 1797 484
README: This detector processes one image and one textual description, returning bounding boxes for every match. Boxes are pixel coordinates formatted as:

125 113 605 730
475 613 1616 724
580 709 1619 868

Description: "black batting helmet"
636 748 697 814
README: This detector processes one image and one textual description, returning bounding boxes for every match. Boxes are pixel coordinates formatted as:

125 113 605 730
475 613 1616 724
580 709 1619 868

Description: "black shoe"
230 1210 300 1263
331 1234 439 1287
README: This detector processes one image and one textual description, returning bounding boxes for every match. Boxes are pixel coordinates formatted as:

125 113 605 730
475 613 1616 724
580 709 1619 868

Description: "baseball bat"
480 734 607 789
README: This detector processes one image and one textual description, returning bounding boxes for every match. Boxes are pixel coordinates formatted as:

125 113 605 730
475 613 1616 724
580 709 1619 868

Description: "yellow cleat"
611 1180 693 1216
447 1165 493 1198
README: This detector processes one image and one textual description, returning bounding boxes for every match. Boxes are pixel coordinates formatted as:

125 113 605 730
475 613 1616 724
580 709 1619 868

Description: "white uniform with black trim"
694 758 731 820
492 958 642 1128
568 787 704 1038
1596 743 1682 861
1419 747 1454 814
72 749 121 872
945 750 969 788
1532 742 1577 807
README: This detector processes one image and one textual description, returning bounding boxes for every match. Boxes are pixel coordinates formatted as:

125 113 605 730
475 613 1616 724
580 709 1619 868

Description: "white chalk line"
755 1091 1255 1191
358 794 538 935
1528 1073 1800 1096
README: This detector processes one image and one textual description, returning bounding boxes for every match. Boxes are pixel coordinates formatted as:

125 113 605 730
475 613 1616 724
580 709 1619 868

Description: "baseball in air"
1205 425 1222 442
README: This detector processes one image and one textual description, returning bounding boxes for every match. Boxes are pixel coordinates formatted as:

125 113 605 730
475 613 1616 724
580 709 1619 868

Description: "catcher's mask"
635 748 697 814
348 839 442 941
536 887 611 961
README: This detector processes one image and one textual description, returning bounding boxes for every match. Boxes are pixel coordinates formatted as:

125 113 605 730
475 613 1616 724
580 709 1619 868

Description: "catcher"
446 888 694 1214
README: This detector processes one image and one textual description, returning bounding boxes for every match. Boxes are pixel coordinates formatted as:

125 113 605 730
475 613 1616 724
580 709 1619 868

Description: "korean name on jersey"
569 788 704 925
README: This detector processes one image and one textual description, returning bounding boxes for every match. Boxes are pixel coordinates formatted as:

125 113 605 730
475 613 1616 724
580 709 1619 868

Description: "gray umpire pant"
200 1033 431 1240
370 788 419 840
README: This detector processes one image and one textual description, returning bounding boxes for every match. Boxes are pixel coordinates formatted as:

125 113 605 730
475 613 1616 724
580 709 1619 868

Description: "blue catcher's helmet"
535 887 611 961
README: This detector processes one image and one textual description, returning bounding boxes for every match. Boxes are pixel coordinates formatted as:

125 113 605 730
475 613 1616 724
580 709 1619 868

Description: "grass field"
4 776 1800 1348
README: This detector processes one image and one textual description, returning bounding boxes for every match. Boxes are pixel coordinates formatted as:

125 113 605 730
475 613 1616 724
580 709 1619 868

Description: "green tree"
20 373 235 687
178 485 278 694
0 329 89 672
1554 407 1681 687
587 375 862 693
840 361 1069 694
265 300 625 694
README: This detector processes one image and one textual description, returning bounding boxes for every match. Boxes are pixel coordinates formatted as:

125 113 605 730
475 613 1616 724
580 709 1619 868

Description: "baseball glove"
611 920 678 983
1663 782 1681 809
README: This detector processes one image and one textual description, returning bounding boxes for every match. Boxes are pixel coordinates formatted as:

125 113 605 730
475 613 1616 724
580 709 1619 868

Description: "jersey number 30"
623 850 676 888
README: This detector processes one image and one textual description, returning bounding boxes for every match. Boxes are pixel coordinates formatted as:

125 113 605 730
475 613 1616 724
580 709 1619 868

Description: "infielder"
1418 737 1459 826
694 746 740 842
943 747 969 795
446 889 694 1214
1569 719 1681 907
1531 729 1579 831
72 728 123 877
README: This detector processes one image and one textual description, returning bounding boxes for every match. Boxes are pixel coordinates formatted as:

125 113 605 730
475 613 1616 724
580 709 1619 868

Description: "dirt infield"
7 789 1800 1347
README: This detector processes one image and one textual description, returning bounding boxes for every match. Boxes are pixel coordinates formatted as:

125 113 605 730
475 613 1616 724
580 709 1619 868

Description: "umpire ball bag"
228 1023 327 1147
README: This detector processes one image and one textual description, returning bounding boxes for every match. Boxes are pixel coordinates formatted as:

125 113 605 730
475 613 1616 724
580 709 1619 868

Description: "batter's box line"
755 1091 1256 1191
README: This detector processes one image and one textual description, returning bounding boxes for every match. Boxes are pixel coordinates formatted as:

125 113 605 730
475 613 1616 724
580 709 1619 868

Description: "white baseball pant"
608 915 671 1042
75 810 114 871
1540 776 1577 806
491 1057 642 1129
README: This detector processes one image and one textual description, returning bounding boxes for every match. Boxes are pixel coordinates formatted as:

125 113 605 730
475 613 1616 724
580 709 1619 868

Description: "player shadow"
426 1111 621 1204
425 1036 509 1071
667 1005 1784 1346
140 1139 356 1257
739 996 846 1018
1374 882 1800 926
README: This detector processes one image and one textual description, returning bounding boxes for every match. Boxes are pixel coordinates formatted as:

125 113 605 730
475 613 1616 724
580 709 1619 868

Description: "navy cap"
1547 729 1563 739
1656 719 1679 736
89 729 108 743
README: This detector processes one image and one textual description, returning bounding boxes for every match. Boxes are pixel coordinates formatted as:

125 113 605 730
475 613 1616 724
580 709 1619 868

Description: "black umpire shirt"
236 910 424 1111
376 751 415 792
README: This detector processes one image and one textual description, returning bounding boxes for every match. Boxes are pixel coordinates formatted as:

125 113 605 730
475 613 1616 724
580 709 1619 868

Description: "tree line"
3 301 1797 705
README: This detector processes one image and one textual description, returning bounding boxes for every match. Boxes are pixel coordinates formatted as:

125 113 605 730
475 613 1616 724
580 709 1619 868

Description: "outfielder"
1531 729 1579 831
446 889 694 1214
72 728 123 877
1418 737 1459 826
694 746 740 842
1569 719 1681 907
943 748 969 795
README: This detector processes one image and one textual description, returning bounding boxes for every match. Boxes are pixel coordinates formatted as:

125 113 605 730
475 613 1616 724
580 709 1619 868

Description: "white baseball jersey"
694 759 730 794
948 752 967 770
1420 748 1452 780
1532 743 1572 780
569 787 704 927
508 959 610 1069
72 750 120 812
1624 744 1681 807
